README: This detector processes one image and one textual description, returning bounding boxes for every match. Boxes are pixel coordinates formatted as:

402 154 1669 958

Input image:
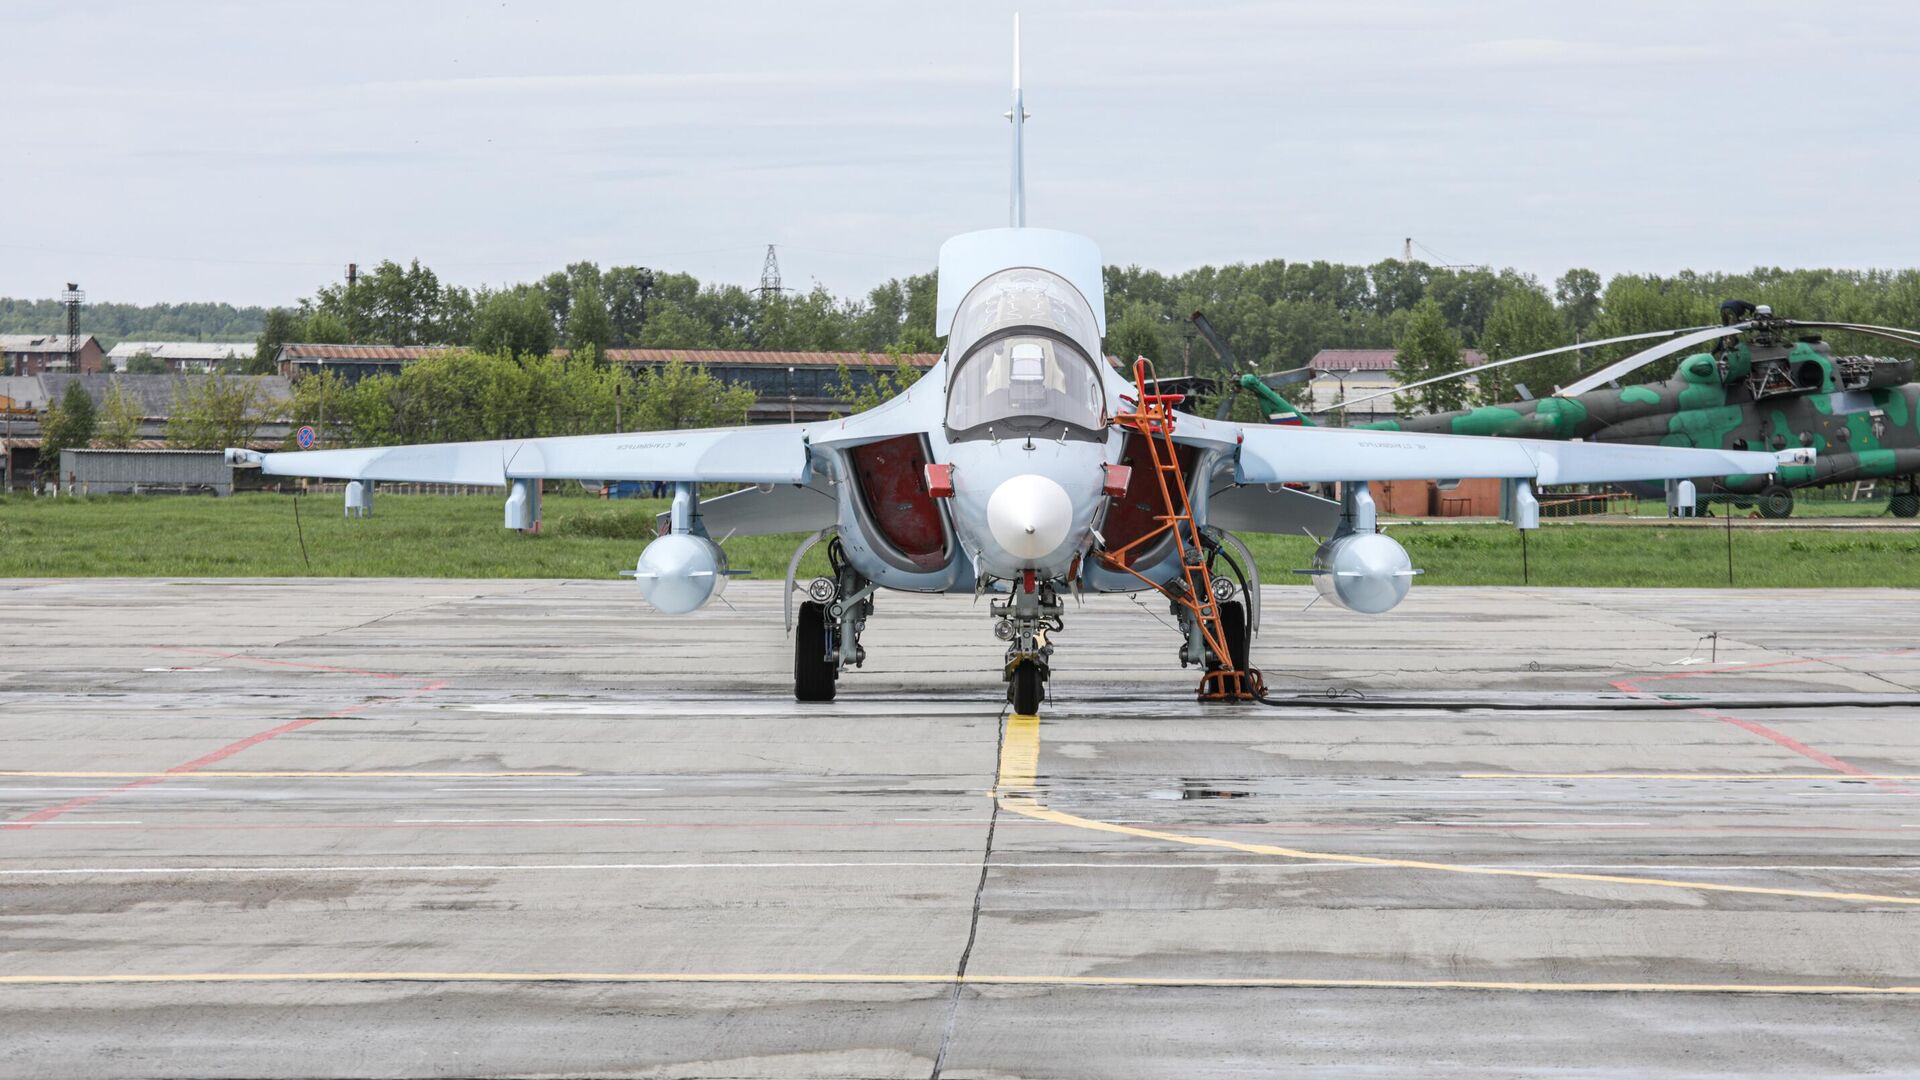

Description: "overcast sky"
5 0 1918 308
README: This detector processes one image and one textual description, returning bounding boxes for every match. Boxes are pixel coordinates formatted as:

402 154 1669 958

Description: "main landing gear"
1756 483 1795 519
793 538 873 703
1891 480 1920 519
993 573 1060 715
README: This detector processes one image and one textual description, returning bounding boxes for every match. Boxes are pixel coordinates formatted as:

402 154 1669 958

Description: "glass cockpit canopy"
945 267 1107 435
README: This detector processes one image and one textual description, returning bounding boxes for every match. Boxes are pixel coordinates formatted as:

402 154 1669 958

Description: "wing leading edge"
228 424 814 487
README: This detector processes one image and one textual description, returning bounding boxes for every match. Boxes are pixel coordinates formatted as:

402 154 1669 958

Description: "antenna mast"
1006 14 1028 227
756 245 783 299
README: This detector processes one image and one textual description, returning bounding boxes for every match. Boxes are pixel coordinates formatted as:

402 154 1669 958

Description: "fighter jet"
228 24 1799 713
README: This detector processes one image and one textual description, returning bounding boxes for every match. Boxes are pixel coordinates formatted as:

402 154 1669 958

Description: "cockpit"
944 266 1108 438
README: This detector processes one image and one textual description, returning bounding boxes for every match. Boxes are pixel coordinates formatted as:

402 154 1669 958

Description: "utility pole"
1403 238 1413 263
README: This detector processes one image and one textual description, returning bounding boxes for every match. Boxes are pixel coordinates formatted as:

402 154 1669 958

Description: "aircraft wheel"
1891 492 1920 518
1757 485 1795 519
794 600 838 702
1208 600 1251 674
1008 661 1043 715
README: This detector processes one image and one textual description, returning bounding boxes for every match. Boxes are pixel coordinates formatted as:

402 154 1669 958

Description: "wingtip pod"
224 448 263 467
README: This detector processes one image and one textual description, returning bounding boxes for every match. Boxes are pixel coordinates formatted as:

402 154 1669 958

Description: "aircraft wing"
227 424 814 487
1170 414 1789 485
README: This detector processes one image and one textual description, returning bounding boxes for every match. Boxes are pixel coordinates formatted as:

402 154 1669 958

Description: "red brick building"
1 334 104 376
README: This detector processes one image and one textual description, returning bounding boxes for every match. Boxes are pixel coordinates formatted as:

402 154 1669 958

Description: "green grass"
3 491 1919 587
1625 495 1905 519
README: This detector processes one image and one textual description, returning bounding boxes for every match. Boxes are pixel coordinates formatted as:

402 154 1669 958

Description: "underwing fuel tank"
1309 531 1415 614
630 533 728 614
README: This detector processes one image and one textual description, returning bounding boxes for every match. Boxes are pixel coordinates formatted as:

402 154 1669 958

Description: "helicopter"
1306 302 1920 518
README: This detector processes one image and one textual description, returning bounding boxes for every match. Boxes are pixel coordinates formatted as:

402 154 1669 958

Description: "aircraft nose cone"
987 473 1073 560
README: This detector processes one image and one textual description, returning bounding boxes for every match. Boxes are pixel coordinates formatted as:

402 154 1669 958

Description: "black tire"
1009 661 1043 715
1208 600 1251 673
794 600 837 702
1891 492 1920 518
1757 485 1794 519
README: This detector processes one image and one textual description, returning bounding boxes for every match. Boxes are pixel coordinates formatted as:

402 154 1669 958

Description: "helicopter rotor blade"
1311 325 1718 416
1189 310 1257 420
1258 366 1315 388
1556 323 1754 397
1779 321 1920 349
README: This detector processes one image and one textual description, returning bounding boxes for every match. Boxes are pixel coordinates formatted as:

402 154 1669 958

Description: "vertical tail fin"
1006 13 1028 227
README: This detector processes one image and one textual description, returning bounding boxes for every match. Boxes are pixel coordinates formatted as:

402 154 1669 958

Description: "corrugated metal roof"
1310 348 1485 372
279 343 458 361
1 334 101 354
107 341 256 361
40 373 293 416
276 343 944 368
599 348 940 368
3 437 280 451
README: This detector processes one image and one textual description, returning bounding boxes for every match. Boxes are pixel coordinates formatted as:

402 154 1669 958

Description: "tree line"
239 259 942 374
11 255 1920 418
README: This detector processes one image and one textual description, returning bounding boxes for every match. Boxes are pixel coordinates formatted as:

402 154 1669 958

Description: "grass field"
3 491 1919 587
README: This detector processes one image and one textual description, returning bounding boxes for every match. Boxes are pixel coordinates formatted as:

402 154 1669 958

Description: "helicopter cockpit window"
946 333 1104 434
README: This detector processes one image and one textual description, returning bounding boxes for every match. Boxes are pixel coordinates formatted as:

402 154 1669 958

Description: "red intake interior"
849 435 948 569
1101 432 1199 555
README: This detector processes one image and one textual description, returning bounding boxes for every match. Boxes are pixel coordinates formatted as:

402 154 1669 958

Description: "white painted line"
0 861 1372 876
430 787 663 793
393 810 648 818
2 859 1911 878
37 820 143 826
140 667 219 673
1403 820 1651 827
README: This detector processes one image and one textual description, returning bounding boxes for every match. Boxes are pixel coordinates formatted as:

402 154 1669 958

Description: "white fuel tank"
1310 531 1415 614
631 533 728 614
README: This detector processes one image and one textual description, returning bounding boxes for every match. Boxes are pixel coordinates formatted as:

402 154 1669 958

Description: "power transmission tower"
60 283 84 371
756 245 784 300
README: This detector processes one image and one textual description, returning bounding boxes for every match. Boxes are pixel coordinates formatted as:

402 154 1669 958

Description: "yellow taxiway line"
1 971 1915 994
995 715 1920 908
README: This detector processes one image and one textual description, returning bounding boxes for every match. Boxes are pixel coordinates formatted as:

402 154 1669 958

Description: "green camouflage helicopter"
1315 303 1920 518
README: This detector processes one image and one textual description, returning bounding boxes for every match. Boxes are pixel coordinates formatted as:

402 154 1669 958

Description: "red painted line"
4 660 447 830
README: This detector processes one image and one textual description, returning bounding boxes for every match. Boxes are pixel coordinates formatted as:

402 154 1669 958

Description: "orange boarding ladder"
1098 357 1261 701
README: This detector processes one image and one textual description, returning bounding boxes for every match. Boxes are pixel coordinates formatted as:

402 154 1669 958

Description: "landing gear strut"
792 538 873 703
1891 480 1920 519
993 575 1060 714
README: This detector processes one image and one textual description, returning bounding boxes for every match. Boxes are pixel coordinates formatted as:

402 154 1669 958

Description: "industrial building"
1 373 291 491
57 448 235 496
1306 347 1479 422
1 333 104 376
106 341 257 373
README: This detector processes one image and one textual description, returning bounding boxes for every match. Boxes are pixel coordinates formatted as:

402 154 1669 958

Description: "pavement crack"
928 710 1005 1080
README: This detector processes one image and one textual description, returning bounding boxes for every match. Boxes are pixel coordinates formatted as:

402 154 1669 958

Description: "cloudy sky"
5 0 1918 307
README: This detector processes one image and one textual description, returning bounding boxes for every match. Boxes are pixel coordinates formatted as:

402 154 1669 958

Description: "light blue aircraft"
230 24 1796 713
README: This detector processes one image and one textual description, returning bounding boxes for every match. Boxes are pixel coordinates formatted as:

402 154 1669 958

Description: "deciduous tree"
1392 299 1469 415
97 378 144 448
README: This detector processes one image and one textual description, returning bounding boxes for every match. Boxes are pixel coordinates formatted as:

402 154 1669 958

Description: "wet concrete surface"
1 578 1917 1077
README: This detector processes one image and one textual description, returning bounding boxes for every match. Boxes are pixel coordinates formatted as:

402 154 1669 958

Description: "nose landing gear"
994 575 1060 715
